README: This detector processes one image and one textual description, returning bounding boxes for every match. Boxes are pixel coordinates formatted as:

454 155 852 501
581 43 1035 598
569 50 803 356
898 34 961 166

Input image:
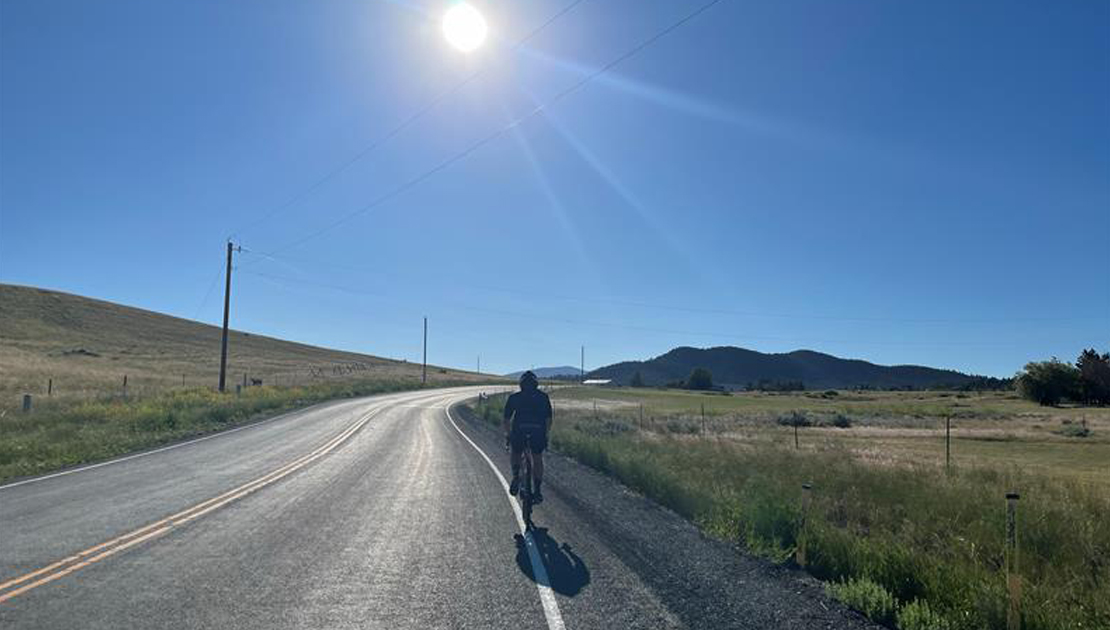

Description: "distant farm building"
582 379 612 386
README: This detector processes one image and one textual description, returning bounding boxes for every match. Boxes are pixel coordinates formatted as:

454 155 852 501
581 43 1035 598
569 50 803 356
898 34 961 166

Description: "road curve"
0 386 876 629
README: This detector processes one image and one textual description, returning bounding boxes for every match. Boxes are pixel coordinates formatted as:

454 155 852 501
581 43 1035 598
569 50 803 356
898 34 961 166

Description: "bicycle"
506 431 538 530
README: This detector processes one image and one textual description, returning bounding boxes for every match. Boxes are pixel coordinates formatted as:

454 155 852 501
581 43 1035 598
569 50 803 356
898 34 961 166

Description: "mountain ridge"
589 346 978 390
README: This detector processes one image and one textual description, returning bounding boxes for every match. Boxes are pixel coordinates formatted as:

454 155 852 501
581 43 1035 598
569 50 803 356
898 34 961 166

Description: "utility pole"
422 317 428 385
477 355 481 375
218 241 240 393
580 345 585 383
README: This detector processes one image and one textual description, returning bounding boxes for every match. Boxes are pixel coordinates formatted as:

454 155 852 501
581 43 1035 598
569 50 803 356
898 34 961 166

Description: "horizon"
2 1 1107 378
0 281 1077 379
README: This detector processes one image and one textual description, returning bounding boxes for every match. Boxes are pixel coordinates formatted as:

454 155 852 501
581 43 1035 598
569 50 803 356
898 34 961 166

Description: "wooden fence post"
1006 492 1022 630
796 483 813 566
48 378 53 396
945 416 952 472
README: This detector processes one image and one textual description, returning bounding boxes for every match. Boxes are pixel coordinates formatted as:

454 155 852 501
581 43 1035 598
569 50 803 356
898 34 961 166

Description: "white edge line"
0 387 474 492
444 401 567 630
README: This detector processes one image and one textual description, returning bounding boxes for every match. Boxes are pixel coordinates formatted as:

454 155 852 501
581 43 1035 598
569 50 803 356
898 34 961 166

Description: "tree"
685 367 714 391
1015 358 1082 406
630 371 645 387
1076 348 1110 406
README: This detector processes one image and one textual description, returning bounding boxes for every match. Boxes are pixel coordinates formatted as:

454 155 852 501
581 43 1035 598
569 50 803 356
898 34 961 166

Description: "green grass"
0 378 484 484
466 389 1110 630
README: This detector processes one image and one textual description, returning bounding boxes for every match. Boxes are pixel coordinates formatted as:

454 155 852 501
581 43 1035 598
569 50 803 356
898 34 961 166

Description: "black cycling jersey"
504 387 552 431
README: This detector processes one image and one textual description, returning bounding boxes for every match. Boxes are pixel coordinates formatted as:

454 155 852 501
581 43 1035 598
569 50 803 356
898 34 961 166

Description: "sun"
442 3 487 53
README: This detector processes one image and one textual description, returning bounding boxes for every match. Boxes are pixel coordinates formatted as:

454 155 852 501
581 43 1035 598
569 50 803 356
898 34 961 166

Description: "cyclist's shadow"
514 528 591 597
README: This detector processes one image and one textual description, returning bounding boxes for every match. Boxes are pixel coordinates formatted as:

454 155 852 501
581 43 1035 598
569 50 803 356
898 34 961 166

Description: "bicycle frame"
520 433 536 529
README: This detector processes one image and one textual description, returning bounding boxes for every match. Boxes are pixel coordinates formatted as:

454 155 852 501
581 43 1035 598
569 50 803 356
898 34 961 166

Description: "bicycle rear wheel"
521 451 534 529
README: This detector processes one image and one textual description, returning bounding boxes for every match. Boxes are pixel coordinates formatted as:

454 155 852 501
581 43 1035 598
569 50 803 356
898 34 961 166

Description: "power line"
192 258 227 321
243 251 1105 326
255 0 729 259
227 0 594 240
240 269 1074 348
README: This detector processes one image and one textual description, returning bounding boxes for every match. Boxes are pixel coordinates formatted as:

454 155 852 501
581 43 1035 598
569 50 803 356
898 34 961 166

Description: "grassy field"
555 387 1110 487
0 379 454 484
466 387 1109 630
0 283 505 483
0 283 489 410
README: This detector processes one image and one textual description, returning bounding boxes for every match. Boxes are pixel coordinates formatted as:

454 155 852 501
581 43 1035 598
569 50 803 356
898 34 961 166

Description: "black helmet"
519 370 538 388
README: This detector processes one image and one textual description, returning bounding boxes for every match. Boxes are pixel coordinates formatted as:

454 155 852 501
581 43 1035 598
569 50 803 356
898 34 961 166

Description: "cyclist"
503 370 552 503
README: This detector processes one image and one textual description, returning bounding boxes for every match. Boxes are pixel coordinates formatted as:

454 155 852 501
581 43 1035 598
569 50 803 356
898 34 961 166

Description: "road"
0 386 875 629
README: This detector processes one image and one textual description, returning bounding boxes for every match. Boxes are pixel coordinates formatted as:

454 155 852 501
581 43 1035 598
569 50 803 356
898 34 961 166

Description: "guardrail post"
796 483 812 566
1006 492 1022 630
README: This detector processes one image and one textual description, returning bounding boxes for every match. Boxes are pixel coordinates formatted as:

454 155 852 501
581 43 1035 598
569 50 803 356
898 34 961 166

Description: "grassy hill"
0 283 486 408
591 346 979 390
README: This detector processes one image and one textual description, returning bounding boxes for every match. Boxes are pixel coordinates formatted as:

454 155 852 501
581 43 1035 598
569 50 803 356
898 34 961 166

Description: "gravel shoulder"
452 402 881 630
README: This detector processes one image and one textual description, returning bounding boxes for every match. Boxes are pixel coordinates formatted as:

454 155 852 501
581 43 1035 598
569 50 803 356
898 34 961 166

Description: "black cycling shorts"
510 425 548 453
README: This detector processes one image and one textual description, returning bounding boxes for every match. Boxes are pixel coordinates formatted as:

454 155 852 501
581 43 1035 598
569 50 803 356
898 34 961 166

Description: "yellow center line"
0 406 383 604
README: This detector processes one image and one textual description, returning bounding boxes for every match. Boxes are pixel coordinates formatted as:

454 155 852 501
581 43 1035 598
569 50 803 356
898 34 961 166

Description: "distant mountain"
504 366 583 379
589 346 977 390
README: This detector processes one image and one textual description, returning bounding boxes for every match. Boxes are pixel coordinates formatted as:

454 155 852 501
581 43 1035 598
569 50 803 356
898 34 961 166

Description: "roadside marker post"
795 483 813 567
1006 492 1022 630
945 416 952 472
22 394 32 413
794 421 800 450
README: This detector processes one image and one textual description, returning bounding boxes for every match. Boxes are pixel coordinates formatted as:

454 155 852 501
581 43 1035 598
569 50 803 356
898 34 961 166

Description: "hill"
504 366 583 379
0 284 487 405
589 346 977 390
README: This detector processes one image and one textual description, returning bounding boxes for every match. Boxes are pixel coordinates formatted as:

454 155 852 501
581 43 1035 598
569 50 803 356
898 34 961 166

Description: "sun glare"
442 3 487 52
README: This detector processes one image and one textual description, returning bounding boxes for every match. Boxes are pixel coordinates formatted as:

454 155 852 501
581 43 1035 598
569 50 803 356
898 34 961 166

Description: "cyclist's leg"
531 431 548 500
508 429 525 494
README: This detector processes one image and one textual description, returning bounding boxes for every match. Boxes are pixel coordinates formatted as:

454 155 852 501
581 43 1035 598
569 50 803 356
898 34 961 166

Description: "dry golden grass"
554 387 1110 487
0 283 491 412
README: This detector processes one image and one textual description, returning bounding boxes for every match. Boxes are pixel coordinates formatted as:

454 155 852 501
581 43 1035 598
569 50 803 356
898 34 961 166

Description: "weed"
897 599 952 630
827 576 898 626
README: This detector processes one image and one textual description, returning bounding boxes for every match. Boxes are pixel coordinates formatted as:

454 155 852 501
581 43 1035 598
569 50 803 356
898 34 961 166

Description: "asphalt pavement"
0 386 876 629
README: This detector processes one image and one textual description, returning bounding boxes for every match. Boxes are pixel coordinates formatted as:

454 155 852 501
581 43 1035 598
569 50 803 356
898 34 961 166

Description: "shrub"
1057 423 1091 438
897 599 951 630
827 576 897 626
776 411 811 427
829 413 852 428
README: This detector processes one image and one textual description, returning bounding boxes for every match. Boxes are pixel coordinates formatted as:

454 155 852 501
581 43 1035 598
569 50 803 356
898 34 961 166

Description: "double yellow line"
0 407 381 604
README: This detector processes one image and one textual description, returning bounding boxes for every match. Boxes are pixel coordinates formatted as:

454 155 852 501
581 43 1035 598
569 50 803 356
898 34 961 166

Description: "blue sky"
1 0 1107 377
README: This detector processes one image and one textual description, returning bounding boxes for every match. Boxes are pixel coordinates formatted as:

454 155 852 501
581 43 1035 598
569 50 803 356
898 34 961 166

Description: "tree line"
1015 348 1110 406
